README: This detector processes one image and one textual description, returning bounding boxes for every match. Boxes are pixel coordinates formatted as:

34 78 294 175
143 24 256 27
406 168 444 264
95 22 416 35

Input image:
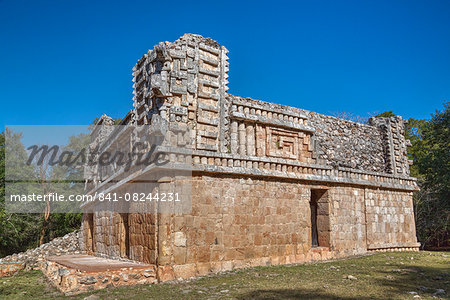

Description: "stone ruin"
0 231 81 277
47 34 420 293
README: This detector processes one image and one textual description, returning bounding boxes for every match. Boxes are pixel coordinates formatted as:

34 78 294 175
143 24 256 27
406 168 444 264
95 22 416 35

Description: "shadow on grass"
372 263 449 298
236 288 375 300
237 254 449 300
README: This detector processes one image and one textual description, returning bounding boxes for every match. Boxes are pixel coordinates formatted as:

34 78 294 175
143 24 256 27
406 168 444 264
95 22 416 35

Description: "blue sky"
0 0 449 128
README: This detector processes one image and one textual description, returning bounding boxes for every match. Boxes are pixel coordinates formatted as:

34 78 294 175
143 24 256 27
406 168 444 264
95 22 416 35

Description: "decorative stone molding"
87 34 416 193
78 34 420 287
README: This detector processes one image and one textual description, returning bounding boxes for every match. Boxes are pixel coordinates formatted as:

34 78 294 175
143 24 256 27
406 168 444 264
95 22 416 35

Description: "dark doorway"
310 189 330 248
310 197 319 247
86 213 95 253
119 213 130 258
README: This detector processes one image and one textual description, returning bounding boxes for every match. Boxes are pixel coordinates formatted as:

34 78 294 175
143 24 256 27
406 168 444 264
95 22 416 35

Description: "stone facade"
81 34 419 282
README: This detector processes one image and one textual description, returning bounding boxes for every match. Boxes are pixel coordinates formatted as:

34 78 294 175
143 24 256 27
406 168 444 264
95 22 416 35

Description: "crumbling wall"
309 112 386 172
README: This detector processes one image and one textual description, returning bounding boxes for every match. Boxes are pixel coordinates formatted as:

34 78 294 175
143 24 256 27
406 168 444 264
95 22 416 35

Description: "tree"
0 128 87 257
374 111 395 118
413 103 449 248
0 130 42 256
402 118 427 178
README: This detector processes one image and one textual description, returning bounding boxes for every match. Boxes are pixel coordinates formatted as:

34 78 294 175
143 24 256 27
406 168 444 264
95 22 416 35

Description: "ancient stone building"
81 34 420 282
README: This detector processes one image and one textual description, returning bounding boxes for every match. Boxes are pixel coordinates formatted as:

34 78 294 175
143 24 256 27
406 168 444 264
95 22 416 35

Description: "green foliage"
0 129 82 257
404 118 428 178
374 111 396 118
0 130 42 257
417 103 450 190
412 103 450 248
0 132 3 207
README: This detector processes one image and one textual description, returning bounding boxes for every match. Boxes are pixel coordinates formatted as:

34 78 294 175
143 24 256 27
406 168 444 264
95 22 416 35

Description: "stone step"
43 255 157 295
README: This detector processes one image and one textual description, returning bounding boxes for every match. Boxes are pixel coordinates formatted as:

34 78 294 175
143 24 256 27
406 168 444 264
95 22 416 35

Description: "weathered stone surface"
0 262 24 277
42 258 157 295
80 276 97 285
0 230 81 276
78 33 420 286
174 232 187 247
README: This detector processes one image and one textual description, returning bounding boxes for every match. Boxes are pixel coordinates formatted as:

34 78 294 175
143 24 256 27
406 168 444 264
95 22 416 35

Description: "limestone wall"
93 211 121 257
82 211 157 264
365 189 418 249
129 175 416 279
226 95 409 175
328 186 367 256
157 175 323 279
227 95 315 164
128 213 157 264
82 34 419 277
83 174 419 279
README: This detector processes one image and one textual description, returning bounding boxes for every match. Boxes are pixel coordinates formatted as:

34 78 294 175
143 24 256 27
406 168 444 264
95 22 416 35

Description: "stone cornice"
188 151 418 191
86 147 418 199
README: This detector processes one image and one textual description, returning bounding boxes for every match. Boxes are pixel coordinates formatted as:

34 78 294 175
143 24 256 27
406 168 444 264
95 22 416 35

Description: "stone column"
238 122 246 155
230 120 238 154
246 124 255 156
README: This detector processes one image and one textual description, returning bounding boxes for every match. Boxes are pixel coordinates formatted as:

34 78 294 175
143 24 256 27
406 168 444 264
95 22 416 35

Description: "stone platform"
42 255 157 295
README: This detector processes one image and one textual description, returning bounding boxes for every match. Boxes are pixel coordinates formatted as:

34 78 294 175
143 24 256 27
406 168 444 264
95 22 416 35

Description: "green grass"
1 251 449 299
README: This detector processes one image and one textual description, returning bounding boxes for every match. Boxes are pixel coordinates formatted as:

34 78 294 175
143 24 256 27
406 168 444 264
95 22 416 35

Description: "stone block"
173 264 196 280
